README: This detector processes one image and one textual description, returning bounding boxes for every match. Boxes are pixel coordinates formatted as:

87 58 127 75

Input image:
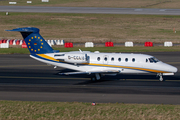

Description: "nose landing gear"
157 73 164 82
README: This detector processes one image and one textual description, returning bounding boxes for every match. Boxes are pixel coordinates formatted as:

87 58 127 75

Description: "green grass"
0 46 180 54
0 101 179 120
0 48 29 54
55 46 180 53
1 12 180 43
1 0 180 9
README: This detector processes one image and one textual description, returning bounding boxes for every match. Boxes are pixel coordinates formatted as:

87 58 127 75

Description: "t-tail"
6 27 59 54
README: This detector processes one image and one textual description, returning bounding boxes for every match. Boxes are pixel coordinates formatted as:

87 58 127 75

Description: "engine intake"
54 53 88 64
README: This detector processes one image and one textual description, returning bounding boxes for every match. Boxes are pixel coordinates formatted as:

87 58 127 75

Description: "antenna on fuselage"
79 49 83 53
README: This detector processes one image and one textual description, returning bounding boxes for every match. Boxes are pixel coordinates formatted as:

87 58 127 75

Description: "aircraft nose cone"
163 63 178 73
167 64 178 73
171 66 178 73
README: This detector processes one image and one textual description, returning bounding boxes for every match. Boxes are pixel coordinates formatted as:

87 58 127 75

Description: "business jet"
7 27 178 81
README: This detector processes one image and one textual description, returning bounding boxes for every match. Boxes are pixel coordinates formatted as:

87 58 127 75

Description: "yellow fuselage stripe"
37 54 59 62
85 63 169 73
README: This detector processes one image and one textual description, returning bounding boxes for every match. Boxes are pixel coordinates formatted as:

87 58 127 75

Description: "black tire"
91 76 97 81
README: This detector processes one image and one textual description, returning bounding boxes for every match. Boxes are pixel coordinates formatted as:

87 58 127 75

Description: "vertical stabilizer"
6 27 56 54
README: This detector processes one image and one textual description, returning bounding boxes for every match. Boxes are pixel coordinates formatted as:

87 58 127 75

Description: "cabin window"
118 58 121 62
97 57 100 61
104 57 107 61
146 59 148 62
125 58 128 62
132 58 135 62
111 57 114 61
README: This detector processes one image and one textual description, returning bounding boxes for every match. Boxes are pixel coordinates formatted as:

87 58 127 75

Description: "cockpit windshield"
148 57 159 63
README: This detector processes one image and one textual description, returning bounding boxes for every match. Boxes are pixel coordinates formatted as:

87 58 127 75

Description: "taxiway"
0 52 179 104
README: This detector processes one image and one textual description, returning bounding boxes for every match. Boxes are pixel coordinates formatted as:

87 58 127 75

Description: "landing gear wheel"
158 73 164 82
159 76 163 82
91 77 97 81
91 73 101 81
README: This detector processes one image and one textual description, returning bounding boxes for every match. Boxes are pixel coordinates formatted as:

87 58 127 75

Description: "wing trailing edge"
59 70 121 75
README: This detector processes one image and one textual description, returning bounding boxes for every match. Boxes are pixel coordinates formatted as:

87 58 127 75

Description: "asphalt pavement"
1 6 180 15
0 53 180 104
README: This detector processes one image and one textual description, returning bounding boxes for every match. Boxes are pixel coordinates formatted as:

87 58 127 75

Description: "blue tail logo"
6 27 58 54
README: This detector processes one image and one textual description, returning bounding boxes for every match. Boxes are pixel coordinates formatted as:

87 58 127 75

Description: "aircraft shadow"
56 69 180 85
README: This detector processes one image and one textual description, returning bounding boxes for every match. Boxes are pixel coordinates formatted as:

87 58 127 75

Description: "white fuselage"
30 51 177 75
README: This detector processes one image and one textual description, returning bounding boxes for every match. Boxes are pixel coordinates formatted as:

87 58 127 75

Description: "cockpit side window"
149 58 154 63
148 57 159 63
153 57 159 62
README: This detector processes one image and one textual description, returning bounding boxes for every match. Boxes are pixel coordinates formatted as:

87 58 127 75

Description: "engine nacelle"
54 53 88 64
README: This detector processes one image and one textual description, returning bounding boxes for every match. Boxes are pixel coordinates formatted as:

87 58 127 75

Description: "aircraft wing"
59 70 120 75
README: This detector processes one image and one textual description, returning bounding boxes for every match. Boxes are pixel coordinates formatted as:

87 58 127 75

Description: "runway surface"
1 6 180 15
0 52 180 104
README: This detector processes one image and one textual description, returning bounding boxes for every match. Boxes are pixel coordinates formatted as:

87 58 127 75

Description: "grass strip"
0 100 179 120
1 0 180 9
54 46 180 53
1 12 180 43
0 46 180 54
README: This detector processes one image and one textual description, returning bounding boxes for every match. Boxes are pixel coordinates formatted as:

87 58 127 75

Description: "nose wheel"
157 73 164 82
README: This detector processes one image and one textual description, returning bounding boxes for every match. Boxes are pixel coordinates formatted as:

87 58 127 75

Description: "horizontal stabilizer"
6 27 39 33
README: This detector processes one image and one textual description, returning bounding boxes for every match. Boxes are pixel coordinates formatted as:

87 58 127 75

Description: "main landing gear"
91 73 101 81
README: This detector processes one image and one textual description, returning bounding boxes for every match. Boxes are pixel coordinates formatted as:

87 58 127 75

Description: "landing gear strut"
91 73 101 81
157 73 164 82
